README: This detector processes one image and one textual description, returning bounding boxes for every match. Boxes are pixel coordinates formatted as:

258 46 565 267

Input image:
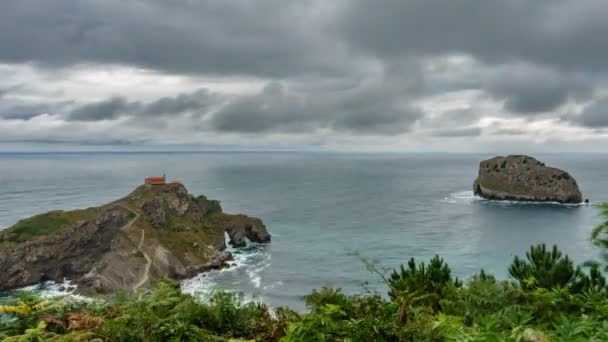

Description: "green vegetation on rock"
0 183 270 294
0 209 97 245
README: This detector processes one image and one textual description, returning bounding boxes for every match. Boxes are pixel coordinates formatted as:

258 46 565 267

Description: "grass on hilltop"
0 209 97 246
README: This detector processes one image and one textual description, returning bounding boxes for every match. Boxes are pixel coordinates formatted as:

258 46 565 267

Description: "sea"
0 152 606 310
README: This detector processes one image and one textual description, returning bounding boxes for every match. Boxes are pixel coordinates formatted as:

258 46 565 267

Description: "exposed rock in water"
224 216 271 248
0 183 270 294
473 155 582 204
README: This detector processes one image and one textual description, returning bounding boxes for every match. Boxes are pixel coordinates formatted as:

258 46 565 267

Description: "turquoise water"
0 152 606 309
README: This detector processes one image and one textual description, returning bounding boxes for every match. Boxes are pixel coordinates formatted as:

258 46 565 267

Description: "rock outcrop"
224 216 271 248
0 183 270 294
473 155 582 203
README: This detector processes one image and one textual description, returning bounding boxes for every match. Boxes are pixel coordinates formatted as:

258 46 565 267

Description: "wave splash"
1 279 90 304
181 239 272 304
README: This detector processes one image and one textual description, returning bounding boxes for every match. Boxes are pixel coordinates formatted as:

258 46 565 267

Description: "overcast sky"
1 0 608 152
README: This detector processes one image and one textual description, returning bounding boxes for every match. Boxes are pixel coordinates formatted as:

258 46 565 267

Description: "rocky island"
473 155 583 203
0 180 270 294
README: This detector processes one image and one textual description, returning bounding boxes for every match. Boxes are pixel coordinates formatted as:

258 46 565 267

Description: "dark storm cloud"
68 89 221 121
571 99 608 128
483 66 592 113
210 83 313 133
68 97 135 121
0 0 346 78
3 0 608 147
6 0 608 78
335 0 607 116
336 0 608 73
1 104 54 120
0 100 74 120
144 89 218 116
211 80 423 136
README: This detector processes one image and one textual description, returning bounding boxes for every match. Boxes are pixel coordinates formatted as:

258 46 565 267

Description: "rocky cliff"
473 155 583 203
0 183 270 294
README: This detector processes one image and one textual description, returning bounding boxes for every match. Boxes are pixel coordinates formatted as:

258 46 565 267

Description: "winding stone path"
117 205 152 291
133 228 152 290
119 205 140 232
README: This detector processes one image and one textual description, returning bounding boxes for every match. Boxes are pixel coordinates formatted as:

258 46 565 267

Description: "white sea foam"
180 238 273 305
263 281 283 291
12 279 91 302
441 190 481 204
246 251 271 289
442 190 589 207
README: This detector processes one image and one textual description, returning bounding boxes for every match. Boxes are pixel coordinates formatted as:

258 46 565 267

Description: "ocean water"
0 152 607 310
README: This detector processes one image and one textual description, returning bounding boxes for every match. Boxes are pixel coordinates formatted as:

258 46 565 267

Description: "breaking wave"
0 279 91 309
181 240 272 304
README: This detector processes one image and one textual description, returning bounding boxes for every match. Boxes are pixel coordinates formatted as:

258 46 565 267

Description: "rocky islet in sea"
473 155 583 204
0 180 270 294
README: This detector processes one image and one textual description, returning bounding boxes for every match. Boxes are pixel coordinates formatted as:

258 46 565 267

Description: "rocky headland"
473 155 583 204
0 183 270 294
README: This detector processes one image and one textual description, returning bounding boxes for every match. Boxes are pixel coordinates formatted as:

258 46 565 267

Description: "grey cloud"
417 108 484 134
67 89 221 121
1 138 135 146
491 128 527 136
210 82 314 133
423 58 593 114
0 83 24 98
483 66 591 113
5 0 608 79
571 99 608 128
1 104 53 120
3 0 608 148
333 105 422 135
0 0 348 78
0 100 74 120
335 0 607 116
68 97 135 121
65 59 426 135
337 0 608 73
211 78 424 136
144 89 218 116
432 127 482 137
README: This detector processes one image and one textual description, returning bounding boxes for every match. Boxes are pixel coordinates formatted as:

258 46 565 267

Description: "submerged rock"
0 183 270 294
473 155 582 204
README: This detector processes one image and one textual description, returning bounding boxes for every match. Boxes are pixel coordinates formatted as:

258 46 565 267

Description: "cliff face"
473 155 583 204
0 183 270 294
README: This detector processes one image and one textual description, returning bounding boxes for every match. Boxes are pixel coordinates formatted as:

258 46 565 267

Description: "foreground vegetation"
1 204 608 341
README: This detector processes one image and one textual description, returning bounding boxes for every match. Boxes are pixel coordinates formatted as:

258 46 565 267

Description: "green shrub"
442 271 524 325
590 203 608 271
388 255 461 310
508 244 585 291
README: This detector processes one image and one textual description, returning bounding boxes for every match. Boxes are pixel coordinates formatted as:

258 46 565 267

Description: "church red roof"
145 176 166 185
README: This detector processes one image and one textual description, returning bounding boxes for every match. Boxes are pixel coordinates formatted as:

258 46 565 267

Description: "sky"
1 0 608 152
